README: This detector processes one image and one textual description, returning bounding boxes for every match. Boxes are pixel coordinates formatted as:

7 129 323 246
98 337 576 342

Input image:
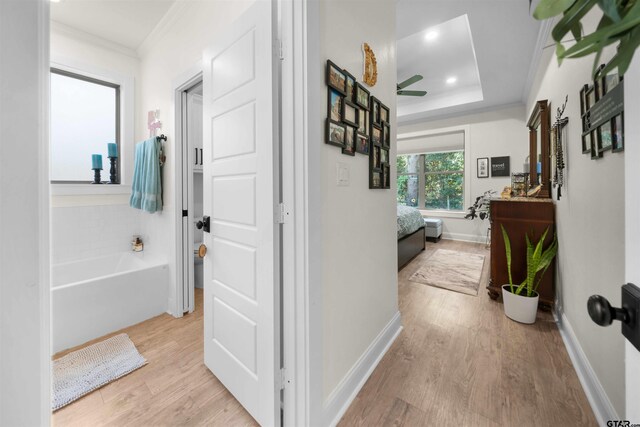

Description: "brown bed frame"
398 226 425 270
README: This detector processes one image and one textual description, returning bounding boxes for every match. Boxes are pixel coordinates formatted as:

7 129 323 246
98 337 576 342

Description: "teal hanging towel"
130 137 163 213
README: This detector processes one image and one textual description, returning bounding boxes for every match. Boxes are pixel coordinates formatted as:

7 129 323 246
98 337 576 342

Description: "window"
50 68 120 183
397 150 464 211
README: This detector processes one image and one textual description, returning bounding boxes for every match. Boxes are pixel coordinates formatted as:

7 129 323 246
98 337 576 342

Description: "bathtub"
52 252 169 353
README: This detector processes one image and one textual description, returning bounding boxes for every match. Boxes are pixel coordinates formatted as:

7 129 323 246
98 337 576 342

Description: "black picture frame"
370 97 381 126
328 88 343 122
380 104 390 124
370 171 382 189
326 119 346 148
490 156 510 177
590 130 603 159
382 122 390 149
382 163 390 189
477 157 489 178
342 100 359 128
597 121 612 152
612 113 624 152
355 83 370 110
582 131 592 154
343 69 356 103
380 148 388 164
326 60 346 95
580 84 587 116
371 124 382 146
357 108 368 135
586 85 596 109
595 64 606 101
371 145 381 170
342 125 356 156
355 133 369 155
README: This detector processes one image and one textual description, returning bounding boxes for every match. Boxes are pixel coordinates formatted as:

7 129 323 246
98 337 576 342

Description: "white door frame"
173 63 203 317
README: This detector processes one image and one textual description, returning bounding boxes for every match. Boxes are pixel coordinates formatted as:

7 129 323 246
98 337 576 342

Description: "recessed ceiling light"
446 76 458 85
424 31 439 41
50 0 62 3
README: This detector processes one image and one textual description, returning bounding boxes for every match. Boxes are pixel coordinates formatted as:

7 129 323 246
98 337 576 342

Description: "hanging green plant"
531 0 640 78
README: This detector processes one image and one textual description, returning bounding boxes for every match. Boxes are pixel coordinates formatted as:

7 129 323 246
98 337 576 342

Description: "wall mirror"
527 99 550 198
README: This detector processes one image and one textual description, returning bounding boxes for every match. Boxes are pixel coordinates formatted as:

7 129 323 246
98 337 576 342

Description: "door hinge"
278 39 284 61
276 203 288 224
182 209 188 217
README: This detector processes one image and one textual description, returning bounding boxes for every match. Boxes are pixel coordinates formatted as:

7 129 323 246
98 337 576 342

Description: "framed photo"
477 157 489 178
370 171 382 189
597 120 612 152
490 156 510 177
382 163 390 188
582 131 592 154
612 113 624 152
605 72 620 94
595 64 606 100
342 126 356 156
371 125 382 145
343 69 356 102
326 119 345 148
590 130 603 159
580 84 587 116
380 148 388 164
326 60 346 94
328 89 343 122
371 97 381 125
380 104 390 124
355 83 370 110
371 145 381 170
358 108 367 134
586 85 596 109
342 100 359 127
356 133 369 155
382 122 390 148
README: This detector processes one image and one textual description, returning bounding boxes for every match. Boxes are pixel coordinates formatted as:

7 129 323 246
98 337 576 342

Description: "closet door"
202 1 280 426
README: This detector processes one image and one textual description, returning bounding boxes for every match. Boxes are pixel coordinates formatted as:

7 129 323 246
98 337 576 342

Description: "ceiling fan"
397 75 427 96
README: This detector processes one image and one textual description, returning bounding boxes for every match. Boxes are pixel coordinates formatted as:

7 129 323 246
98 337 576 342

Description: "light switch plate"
622 283 640 352
336 162 350 186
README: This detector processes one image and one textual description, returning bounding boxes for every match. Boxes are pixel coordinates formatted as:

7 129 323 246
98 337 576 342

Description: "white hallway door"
625 57 640 422
202 1 280 427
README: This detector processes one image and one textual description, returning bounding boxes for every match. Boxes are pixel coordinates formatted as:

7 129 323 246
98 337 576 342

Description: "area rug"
52 333 147 411
409 249 485 296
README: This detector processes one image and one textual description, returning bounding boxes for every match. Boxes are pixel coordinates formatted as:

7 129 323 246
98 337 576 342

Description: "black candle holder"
92 168 102 184
108 156 118 184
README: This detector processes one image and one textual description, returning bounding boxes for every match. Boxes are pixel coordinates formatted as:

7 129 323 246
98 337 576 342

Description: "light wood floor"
338 239 598 426
53 240 597 426
52 288 258 427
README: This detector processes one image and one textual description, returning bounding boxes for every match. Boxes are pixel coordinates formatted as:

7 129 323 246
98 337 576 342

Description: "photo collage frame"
325 59 391 189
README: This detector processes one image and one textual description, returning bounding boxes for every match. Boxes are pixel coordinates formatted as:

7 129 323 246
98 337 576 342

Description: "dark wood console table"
488 198 556 309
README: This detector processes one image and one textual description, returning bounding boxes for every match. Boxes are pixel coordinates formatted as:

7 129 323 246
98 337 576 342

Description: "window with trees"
397 151 464 211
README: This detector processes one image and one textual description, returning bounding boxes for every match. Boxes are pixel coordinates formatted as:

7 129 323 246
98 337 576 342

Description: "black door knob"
196 221 204 230
587 295 630 326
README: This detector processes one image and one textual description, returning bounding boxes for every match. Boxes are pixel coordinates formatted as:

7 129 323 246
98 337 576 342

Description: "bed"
397 205 425 270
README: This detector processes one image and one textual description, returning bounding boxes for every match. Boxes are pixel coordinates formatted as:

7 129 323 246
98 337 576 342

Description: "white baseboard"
323 311 403 427
554 308 618 425
442 231 485 244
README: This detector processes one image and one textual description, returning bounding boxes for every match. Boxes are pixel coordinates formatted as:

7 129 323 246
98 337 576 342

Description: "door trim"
173 63 203 317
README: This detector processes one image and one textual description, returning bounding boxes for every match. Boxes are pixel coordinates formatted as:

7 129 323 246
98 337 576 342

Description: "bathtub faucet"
132 236 144 252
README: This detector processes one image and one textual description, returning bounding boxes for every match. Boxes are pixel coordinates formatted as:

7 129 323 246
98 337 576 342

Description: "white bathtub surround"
51 252 169 353
52 333 147 411
51 204 145 264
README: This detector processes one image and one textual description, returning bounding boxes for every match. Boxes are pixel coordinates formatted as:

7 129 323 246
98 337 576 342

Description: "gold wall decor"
362 43 377 87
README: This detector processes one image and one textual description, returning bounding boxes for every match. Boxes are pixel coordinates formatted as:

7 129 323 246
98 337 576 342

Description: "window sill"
419 209 466 220
51 183 131 196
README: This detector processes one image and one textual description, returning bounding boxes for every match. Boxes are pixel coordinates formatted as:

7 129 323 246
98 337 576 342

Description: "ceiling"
397 0 542 123
50 0 175 51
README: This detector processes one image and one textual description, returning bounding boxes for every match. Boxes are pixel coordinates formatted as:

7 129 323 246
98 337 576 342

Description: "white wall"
136 0 253 315
307 1 400 424
528 10 625 417
50 29 145 266
398 105 529 242
0 1 50 425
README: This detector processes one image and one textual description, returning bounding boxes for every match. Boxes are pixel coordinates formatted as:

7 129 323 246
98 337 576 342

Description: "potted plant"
500 225 558 324
464 190 496 221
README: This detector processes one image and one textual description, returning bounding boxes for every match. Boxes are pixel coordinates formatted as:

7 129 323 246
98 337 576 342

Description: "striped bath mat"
52 333 147 411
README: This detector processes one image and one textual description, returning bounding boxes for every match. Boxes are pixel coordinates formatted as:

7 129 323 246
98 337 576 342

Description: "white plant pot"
501 285 539 324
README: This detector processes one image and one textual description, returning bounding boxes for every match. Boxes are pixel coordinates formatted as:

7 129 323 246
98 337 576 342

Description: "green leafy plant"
500 225 559 297
531 0 640 78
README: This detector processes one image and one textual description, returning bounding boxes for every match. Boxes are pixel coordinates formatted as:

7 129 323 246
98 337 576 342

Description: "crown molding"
50 20 139 59
136 0 194 58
